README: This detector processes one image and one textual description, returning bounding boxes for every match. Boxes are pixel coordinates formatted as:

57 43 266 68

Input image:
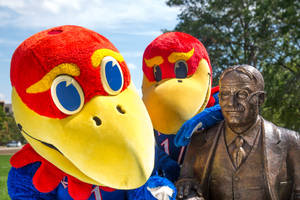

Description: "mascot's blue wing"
7 163 57 200
127 175 176 200
153 144 180 182
174 92 223 147
213 91 220 105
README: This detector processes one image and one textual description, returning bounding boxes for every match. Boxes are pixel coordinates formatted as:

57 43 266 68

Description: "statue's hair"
219 65 264 91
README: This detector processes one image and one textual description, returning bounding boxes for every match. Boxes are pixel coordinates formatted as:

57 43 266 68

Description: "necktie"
232 136 246 168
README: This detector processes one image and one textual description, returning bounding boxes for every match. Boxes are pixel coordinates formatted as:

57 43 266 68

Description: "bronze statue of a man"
176 65 300 200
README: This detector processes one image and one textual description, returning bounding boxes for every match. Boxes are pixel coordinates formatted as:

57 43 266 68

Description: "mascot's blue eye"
51 75 84 115
101 56 124 95
174 60 188 78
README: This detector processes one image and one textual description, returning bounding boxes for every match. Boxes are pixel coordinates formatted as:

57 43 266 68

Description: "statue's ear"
248 91 265 106
258 92 266 105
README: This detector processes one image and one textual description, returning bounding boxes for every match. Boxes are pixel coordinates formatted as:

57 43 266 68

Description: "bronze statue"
176 65 300 200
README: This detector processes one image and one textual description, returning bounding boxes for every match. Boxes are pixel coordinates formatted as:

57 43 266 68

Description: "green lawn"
0 155 11 200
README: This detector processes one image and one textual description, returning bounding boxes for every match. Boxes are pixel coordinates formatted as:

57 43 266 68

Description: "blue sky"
0 0 180 102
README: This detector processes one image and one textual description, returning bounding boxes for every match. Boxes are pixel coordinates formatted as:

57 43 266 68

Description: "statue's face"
219 71 259 132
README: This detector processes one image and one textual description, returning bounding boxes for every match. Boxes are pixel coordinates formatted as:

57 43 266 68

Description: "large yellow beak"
12 83 154 189
142 59 211 134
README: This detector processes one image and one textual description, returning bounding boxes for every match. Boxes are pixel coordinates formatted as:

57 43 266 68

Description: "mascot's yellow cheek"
142 59 211 134
12 83 155 189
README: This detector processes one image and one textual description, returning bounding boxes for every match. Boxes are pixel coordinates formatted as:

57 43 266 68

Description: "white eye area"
50 75 84 115
100 56 124 95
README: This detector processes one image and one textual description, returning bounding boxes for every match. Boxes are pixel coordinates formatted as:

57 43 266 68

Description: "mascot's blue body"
8 162 175 200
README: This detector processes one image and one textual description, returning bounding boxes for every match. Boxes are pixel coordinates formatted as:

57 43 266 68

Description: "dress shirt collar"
225 116 261 146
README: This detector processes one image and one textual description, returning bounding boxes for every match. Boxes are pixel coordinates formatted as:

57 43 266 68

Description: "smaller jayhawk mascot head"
10 25 154 191
142 32 212 134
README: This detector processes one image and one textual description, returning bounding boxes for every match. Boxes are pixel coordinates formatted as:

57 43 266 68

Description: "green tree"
166 0 300 131
0 105 10 145
6 113 25 144
0 105 25 145
0 105 6 129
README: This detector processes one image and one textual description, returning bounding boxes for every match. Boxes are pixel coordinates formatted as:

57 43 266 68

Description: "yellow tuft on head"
168 48 194 63
144 56 164 68
91 49 124 68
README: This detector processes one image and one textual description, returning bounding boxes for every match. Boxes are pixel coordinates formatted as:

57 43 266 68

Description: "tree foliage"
0 105 25 145
166 0 300 131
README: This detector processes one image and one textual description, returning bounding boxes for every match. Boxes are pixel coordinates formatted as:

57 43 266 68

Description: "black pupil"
175 61 187 78
154 65 162 82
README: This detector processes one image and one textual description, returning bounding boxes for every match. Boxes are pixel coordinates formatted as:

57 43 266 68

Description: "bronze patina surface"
176 65 300 200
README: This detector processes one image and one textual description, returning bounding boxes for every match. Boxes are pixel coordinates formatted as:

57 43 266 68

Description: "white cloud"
121 51 143 58
0 93 8 102
115 30 162 37
136 88 142 97
0 58 11 62
0 0 179 32
127 63 137 70
0 38 20 45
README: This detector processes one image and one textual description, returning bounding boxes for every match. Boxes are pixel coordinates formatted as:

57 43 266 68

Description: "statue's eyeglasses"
220 89 265 102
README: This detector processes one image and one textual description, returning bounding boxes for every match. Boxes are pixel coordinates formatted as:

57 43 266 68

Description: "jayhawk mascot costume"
7 25 176 200
142 32 223 182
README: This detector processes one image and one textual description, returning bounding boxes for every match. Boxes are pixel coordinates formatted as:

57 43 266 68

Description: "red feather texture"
143 32 212 82
206 86 220 108
10 144 115 200
10 25 130 119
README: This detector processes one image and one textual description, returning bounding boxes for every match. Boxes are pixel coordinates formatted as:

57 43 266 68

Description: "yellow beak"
142 59 211 134
12 83 155 189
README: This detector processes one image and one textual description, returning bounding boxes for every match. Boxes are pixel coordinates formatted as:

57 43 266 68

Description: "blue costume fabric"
155 92 223 181
154 134 184 182
174 92 223 147
7 162 176 200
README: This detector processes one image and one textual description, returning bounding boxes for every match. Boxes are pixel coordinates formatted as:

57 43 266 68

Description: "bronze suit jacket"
179 117 300 200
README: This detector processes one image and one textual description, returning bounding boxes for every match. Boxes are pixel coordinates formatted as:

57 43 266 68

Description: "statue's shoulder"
191 121 224 145
263 118 299 145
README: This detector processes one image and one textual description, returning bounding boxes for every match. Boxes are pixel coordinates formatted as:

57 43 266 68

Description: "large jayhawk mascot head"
10 25 154 191
142 32 213 134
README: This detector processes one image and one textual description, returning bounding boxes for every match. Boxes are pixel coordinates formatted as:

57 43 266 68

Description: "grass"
0 155 11 200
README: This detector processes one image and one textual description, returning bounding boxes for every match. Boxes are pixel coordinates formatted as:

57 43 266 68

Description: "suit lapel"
262 118 283 200
201 121 224 197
